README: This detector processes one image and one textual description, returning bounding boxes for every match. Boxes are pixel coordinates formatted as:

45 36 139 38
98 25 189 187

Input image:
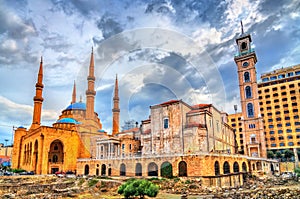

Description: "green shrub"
88 179 99 187
118 179 159 199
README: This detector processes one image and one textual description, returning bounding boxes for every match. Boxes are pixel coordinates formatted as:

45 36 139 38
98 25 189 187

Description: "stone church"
12 30 279 187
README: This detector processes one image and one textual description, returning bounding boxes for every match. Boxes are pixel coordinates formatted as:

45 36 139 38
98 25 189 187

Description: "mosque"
12 30 279 187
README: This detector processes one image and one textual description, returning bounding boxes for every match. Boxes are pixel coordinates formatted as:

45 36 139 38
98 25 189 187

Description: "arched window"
233 162 239 173
244 72 250 82
256 162 262 170
120 163 126 176
148 162 158 176
101 164 106 176
161 162 173 178
247 103 254 118
52 155 58 163
223 161 230 174
214 161 220 176
242 162 247 172
84 165 89 175
245 86 252 98
241 42 247 50
178 161 187 177
135 163 142 176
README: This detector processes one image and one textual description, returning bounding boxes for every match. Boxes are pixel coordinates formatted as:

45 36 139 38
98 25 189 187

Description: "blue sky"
0 0 300 144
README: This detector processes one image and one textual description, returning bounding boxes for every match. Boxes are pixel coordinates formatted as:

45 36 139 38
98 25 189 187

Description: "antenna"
240 21 244 35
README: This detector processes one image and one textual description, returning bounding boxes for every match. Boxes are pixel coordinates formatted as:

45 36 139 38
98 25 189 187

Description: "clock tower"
234 24 266 158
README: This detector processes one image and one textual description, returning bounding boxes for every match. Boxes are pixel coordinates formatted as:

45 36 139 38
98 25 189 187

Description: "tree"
267 151 274 159
118 179 159 199
283 149 294 162
275 151 282 161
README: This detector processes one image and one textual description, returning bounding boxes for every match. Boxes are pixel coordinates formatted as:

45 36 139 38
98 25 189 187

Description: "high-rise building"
258 65 300 153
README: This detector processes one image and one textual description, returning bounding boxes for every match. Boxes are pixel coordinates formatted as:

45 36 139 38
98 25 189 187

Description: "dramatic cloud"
0 0 300 143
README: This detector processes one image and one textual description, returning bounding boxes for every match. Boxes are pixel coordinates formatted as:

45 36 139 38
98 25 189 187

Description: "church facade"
12 30 279 187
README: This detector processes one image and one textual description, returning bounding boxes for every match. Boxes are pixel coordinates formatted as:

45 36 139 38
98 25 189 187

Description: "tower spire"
240 21 244 35
72 80 76 104
31 57 44 130
112 74 120 135
86 48 96 119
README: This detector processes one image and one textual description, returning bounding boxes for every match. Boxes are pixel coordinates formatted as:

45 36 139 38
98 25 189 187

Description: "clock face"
242 61 249 67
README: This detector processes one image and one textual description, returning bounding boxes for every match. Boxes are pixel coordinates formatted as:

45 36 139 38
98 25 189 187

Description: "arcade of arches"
77 155 279 187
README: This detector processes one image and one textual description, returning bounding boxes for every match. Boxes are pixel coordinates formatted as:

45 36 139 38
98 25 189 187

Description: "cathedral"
12 30 279 187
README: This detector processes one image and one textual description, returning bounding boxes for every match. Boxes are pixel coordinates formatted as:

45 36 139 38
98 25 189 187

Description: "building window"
245 86 252 98
247 103 254 118
281 86 286 89
288 142 294 146
250 134 256 143
289 84 295 88
286 123 291 126
122 144 125 150
249 124 255 129
269 125 274 128
129 144 132 150
278 130 283 134
268 119 273 122
296 128 300 132
285 116 290 120
279 136 284 140
270 131 274 134
287 72 294 77
54 144 58 150
276 117 281 121
287 129 292 133
295 115 299 119
295 122 300 126
280 143 285 147
277 124 282 127
287 135 293 139
163 118 169 129
244 72 250 82
262 77 269 82
271 144 276 147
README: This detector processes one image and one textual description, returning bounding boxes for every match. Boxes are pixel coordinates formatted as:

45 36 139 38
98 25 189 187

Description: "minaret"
86 48 96 119
72 81 76 104
234 22 266 158
31 57 44 130
112 75 120 135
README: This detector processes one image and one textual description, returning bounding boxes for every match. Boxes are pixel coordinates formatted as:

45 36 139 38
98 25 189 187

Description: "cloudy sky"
0 0 299 144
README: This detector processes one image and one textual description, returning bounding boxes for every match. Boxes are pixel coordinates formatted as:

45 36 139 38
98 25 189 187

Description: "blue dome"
98 129 106 133
57 118 80 124
65 102 86 110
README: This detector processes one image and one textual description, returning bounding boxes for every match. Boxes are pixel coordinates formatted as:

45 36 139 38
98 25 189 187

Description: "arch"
120 163 126 176
96 168 99 176
247 103 254 118
245 86 252 98
223 161 230 174
161 161 173 178
241 42 247 50
178 161 187 177
135 163 142 176
108 168 112 176
84 165 89 175
214 161 220 176
244 72 250 82
49 140 64 163
233 162 239 173
256 162 262 170
33 140 38 173
148 162 158 176
101 164 106 176
242 162 247 172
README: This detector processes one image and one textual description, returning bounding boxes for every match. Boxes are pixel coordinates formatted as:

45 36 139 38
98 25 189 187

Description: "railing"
234 48 255 57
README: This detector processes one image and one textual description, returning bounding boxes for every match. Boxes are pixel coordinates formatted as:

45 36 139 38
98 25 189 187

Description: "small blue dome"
57 118 80 124
65 102 86 110
98 129 106 133
18 126 25 129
